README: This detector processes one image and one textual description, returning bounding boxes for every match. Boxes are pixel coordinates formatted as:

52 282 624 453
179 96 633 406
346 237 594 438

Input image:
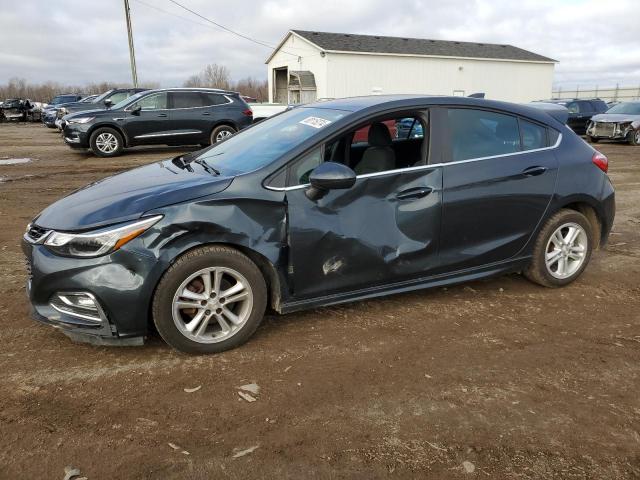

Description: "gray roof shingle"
292 30 556 63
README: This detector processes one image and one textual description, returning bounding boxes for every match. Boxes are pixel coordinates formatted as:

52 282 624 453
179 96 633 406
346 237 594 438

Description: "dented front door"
285 167 442 299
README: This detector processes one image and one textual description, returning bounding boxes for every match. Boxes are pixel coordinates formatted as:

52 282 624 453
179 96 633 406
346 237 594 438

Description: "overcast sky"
0 0 638 90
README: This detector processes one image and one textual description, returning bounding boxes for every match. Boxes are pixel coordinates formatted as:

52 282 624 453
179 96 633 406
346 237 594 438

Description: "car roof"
304 95 566 127
140 87 238 95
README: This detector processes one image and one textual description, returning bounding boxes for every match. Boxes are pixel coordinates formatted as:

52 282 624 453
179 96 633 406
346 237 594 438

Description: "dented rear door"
285 167 443 299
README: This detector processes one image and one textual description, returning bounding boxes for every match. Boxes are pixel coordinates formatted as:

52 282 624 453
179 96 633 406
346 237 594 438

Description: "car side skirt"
279 256 530 314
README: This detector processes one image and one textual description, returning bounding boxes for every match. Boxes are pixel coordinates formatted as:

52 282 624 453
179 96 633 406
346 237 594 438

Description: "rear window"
447 108 520 162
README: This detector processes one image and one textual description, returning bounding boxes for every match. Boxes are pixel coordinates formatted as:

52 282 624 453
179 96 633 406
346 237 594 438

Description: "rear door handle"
396 187 433 200
157 113 167 118
522 166 547 177
202 112 211 116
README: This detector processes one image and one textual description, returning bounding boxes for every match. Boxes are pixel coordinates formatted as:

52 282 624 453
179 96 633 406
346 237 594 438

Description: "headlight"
44 215 162 257
67 116 94 124
59 107 68 115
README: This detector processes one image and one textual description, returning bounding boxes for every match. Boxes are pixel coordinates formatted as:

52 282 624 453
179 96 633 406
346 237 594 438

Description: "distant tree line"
0 63 269 104
0 77 160 103
183 64 268 102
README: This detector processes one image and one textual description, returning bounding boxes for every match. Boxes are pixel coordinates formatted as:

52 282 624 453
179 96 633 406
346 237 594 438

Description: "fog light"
50 292 104 323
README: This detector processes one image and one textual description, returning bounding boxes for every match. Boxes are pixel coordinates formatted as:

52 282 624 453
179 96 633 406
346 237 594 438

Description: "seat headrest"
368 122 392 147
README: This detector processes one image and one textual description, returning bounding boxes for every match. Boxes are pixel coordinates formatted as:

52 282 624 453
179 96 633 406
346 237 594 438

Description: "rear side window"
203 93 229 106
520 119 547 150
447 109 520 161
171 92 205 109
578 102 593 114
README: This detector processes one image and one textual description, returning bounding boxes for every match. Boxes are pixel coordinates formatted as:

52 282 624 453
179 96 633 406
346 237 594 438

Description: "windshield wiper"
194 158 221 176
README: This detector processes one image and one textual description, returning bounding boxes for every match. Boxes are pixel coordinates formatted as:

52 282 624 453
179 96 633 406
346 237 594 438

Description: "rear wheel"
525 209 593 288
152 246 267 354
210 125 236 145
629 130 640 146
90 127 124 157
587 136 599 143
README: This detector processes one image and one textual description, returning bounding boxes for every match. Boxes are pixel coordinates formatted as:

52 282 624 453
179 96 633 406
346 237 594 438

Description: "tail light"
242 109 253 117
592 151 608 173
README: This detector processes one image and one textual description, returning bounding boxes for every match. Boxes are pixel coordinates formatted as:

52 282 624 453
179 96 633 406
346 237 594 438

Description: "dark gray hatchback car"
24 95 615 354
62 88 253 157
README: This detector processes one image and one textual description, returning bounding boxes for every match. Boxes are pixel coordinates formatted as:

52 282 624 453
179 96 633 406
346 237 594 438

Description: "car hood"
35 160 234 231
64 108 113 119
591 113 640 123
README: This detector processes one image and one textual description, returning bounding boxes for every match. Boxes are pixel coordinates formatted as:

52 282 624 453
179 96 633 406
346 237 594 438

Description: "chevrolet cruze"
23 96 615 354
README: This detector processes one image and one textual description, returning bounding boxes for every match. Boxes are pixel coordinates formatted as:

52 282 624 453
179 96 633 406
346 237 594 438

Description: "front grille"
26 224 50 243
593 122 615 137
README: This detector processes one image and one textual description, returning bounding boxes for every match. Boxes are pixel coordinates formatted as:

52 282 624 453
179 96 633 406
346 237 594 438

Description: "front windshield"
606 103 640 115
195 107 348 176
112 91 146 110
51 95 74 105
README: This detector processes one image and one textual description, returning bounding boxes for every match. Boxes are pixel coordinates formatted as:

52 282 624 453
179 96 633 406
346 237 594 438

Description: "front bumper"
587 122 635 141
21 236 161 346
63 124 90 148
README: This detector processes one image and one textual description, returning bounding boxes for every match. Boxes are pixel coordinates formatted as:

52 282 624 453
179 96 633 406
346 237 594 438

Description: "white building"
266 30 556 104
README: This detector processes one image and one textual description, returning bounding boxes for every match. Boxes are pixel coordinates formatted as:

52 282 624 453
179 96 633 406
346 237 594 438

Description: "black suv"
536 99 608 134
62 88 253 157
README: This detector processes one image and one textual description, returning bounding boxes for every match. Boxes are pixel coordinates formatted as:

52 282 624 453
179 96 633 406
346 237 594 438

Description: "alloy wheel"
544 222 588 279
172 267 253 343
95 132 118 153
215 130 233 142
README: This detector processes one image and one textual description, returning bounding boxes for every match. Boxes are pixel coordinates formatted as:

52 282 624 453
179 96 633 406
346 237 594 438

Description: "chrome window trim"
134 130 201 139
264 133 563 192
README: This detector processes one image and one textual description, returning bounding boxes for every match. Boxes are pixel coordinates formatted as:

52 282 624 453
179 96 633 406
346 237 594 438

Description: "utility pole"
123 0 138 87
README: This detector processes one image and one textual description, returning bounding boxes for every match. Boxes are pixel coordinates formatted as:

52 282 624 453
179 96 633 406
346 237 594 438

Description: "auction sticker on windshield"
300 116 332 129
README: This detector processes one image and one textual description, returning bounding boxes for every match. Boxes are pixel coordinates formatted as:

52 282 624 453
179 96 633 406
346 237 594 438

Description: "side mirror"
130 105 142 116
306 162 356 201
104 99 113 108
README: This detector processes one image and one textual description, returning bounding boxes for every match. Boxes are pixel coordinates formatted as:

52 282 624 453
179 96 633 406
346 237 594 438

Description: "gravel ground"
0 123 639 479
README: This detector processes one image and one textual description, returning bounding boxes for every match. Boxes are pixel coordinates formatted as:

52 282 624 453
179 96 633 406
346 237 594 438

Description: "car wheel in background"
210 125 236 144
89 127 124 157
629 130 640 146
152 246 267 354
525 209 593 288
587 136 599 143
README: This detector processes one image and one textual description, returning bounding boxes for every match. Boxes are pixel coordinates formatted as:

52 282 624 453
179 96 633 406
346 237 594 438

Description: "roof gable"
291 30 556 63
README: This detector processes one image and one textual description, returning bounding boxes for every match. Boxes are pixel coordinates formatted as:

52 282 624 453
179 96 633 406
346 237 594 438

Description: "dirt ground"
0 123 638 479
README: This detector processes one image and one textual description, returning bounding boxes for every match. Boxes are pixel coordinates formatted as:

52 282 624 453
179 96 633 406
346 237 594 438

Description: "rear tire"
152 246 267 354
89 127 124 157
587 136 599 143
210 125 236 145
524 209 593 288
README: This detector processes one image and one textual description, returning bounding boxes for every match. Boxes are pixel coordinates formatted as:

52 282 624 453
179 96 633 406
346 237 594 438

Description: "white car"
248 103 289 123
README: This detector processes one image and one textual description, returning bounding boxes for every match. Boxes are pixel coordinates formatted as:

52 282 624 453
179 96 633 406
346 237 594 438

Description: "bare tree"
183 63 232 90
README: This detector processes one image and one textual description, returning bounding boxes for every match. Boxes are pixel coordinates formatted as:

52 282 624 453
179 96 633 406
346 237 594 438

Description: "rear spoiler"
527 102 569 124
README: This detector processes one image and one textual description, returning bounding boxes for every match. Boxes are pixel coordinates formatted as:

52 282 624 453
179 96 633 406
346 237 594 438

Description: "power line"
165 0 301 57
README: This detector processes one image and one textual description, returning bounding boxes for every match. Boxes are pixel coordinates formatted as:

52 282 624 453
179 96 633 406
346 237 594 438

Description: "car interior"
289 112 430 185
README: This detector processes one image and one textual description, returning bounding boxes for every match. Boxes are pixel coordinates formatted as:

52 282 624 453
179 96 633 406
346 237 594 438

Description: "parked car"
23 95 615 353
395 117 424 138
43 94 92 128
586 101 640 145
535 98 608 134
62 88 253 157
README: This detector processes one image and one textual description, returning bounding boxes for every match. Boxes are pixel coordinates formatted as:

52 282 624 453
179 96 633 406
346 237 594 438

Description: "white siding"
267 34 328 103
325 53 553 103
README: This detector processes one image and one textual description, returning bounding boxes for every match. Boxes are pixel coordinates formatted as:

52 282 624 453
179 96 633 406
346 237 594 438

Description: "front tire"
525 209 593 288
629 130 640 146
210 125 236 145
90 127 124 157
152 246 267 354
587 136 599 143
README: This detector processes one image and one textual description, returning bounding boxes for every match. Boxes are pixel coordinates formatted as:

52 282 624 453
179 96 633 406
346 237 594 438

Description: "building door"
274 68 288 104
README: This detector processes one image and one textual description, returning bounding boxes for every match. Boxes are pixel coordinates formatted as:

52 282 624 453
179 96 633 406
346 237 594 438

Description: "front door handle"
522 166 547 177
396 186 433 200
157 113 167 118
202 112 211 116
